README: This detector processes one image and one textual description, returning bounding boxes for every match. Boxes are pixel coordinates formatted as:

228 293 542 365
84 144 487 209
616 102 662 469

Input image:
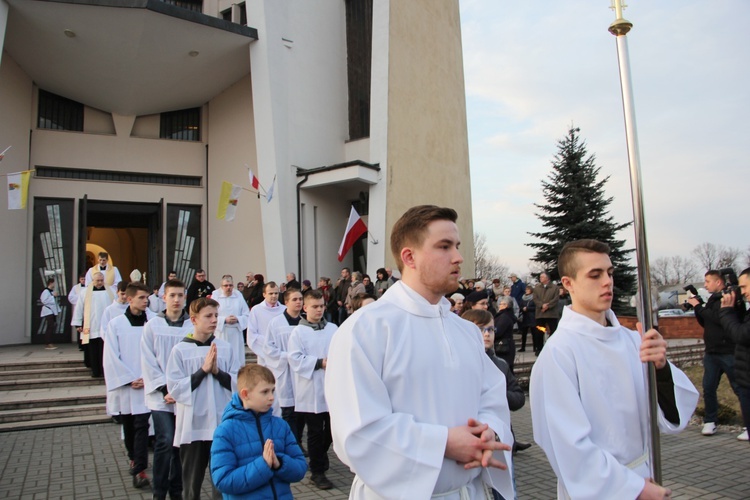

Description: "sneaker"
311 473 333 490
737 428 748 441
701 422 717 436
45 344 57 350
133 471 150 489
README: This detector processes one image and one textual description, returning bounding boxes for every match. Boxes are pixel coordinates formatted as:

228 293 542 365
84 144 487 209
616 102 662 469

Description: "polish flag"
248 170 260 190
338 207 368 262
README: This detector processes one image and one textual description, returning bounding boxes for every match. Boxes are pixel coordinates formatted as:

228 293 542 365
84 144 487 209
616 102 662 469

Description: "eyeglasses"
481 327 497 334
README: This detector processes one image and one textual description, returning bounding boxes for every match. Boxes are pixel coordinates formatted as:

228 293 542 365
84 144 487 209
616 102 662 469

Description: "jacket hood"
221 392 273 423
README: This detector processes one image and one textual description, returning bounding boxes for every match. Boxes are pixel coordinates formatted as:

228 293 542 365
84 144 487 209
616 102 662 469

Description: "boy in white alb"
530 239 699 500
213 274 251 366
247 282 285 366
288 289 338 490
167 297 239 500
103 282 154 489
98 281 130 379
265 288 304 442
141 279 191 500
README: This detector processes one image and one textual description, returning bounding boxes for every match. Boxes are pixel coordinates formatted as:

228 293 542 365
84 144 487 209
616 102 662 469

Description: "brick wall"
619 316 703 339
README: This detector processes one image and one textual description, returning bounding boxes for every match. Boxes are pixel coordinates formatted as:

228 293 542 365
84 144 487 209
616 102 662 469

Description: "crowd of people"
37 200 725 499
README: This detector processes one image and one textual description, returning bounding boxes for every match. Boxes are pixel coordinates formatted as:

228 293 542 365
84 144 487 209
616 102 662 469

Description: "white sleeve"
71 294 84 326
166 346 194 406
264 321 287 371
140 323 165 395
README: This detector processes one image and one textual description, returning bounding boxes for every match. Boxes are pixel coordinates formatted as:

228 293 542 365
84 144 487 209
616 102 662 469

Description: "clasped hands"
202 343 219 375
445 418 511 470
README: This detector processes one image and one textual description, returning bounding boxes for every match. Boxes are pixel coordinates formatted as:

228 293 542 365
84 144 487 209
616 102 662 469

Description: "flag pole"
607 0 661 483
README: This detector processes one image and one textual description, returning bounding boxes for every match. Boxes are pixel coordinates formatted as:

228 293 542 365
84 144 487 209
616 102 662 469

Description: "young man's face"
286 291 304 316
304 297 326 323
117 290 128 303
98 256 108 267
163 287 185 313
562 252 614 316
242 380 275 413
704 274 724 294
341 268 350 280
191 306 218 335
48 281 56 290
406 219 463 299
129 291 150 314
195 272 206 282
168 272 177 281
739 274 750 302
264 286 279 306
79 276 86 285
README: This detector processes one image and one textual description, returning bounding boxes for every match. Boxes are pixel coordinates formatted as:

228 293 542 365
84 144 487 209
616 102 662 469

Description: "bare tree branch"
473 232 510 283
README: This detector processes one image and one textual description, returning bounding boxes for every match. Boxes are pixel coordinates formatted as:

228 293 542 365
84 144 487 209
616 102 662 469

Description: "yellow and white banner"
7 171 30 210
217 181 242 221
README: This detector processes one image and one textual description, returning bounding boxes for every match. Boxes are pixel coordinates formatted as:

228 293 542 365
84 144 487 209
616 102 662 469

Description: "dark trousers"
703 353 740 423
180 441 221 500
42 315 57 345
337 306 349 326
737 386 750 442
89 337 104 377
152 410 182 497
297 411 331 474
281 406 303 445
121 412 150 475
520 325 533 350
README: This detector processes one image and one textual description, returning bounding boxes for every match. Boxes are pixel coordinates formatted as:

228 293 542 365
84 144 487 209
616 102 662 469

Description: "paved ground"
1 343 749 499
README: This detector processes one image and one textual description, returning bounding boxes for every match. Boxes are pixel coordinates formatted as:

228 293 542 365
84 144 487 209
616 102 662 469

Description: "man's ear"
560 276 572 293
400 247 416 270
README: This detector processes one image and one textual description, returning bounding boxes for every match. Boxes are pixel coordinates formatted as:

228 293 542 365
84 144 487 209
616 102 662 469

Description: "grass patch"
682 364 742 425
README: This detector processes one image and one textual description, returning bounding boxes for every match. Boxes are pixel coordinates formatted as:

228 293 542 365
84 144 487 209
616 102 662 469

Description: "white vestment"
98 301 129 340
148 294 162 314
530 307 699 500
214 289 251 366
247 301 286 366
67 283 85 306
325 282 514 500
288 322 337 413
166 336 239 446
103 314 150 416
264 313 299 408
71 287 114 335
141 315 193 413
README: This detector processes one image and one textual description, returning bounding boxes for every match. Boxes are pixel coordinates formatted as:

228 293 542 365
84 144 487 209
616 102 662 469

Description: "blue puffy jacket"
211 393 307 499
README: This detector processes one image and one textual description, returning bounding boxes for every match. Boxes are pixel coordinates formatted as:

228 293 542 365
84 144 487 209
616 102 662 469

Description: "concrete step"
0 403 107 424
0 366 93 381
0 376 104 392
0 358 85 372
0 414 113 433
0 391 105 411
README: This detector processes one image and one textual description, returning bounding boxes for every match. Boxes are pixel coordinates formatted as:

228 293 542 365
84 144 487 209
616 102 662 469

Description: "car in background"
658 308 686 318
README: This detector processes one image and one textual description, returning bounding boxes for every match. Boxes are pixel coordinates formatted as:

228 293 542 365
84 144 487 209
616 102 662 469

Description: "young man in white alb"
141 279 191 500
167 297 239 500
288 289 338 490
530 239 698 500
326 205 514 500
103 282 154 489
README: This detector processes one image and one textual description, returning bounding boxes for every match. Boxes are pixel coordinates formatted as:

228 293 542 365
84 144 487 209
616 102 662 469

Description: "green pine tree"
527 126 637 314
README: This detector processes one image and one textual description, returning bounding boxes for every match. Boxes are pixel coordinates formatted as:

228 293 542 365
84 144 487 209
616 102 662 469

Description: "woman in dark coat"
245 274 265 309
494 296 517 372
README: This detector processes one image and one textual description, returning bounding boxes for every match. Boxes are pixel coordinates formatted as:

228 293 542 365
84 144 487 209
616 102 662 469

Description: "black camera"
683 284 703 310
719 267 743 307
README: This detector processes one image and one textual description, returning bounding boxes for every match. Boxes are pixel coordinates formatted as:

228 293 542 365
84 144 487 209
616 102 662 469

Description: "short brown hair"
164 279 185 292
390 205 458 273
284 288 303 301
237 364 275 392
126 281 150 297
263 281 279 293
303 289 324 303
350 292 376 312
705 270 723 283
461 309 493 326
558 239 610 279
189 297 219 317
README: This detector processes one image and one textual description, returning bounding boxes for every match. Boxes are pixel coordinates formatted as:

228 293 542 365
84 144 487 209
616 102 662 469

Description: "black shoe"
153 496 166 500
169 494 183 500
311 473 333 490
513 441 532 454
133 471 151 489
518 348 526 352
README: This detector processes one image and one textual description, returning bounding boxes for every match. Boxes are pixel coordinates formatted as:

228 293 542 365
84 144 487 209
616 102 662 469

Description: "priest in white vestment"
326 206 514 500
530 240 698 500
213 275 251 366
85 251 122 292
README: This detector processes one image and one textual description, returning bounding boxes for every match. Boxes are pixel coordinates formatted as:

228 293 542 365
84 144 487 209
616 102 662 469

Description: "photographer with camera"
688 270 746 437
718 267 750 443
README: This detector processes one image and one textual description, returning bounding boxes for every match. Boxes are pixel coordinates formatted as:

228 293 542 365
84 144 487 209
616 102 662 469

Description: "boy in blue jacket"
211 364 307 499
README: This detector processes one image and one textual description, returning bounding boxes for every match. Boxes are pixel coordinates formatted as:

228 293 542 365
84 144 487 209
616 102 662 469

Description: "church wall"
205 74 265 285
0 51 33 345
383 0 475 275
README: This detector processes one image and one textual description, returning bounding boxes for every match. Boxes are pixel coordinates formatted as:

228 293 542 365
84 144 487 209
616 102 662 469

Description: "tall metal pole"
607 0 662 483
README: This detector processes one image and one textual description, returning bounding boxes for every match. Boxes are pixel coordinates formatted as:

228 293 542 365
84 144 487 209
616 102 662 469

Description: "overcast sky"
461 0 749 276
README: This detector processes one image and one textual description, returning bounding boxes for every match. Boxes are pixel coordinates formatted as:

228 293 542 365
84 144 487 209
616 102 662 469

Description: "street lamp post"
607 0 662 484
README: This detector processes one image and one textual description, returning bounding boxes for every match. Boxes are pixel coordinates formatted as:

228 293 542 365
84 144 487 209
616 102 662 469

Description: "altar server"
247 282 285 366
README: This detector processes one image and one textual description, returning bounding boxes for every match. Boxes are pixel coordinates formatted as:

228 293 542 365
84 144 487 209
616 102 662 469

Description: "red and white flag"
338 207 368 262
248 169 260 190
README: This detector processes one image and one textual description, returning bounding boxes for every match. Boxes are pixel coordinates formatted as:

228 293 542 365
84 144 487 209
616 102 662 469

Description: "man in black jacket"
719 267 750 442
688 270 745 436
